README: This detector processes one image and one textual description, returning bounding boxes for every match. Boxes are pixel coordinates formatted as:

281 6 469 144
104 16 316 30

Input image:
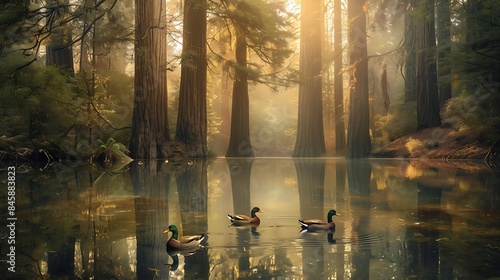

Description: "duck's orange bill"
163 229 170 234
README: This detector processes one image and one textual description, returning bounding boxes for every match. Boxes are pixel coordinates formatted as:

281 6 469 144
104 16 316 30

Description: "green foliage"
372 101 418 148
209 0 296 87
67 69 133 154
0 64 80 141
99 71 134 127
0 2 34 57
445 0 500 135
449 0 500 87
443 90 500 142
92 137 132 165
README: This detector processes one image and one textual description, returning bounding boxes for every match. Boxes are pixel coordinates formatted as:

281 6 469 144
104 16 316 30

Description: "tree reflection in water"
5 159 500 279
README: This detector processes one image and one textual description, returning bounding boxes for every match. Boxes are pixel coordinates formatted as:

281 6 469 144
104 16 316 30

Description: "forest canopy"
0 0 499 163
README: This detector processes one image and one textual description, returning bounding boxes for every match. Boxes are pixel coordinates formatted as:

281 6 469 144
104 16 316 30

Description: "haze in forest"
0 0 498 162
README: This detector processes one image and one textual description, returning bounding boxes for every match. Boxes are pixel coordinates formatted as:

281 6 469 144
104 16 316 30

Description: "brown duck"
227 207 263 226
163 224 205 251
299 209 340 232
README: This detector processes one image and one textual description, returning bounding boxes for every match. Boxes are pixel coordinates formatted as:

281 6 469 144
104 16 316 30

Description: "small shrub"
373 101 418 148
405 137 425 156
405 138 439 157
444 86 500 142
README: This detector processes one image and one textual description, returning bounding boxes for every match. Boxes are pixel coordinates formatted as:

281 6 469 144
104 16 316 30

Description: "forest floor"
372 120 497 162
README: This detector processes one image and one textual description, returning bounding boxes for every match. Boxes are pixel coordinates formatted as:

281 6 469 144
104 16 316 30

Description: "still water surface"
1 158 500 279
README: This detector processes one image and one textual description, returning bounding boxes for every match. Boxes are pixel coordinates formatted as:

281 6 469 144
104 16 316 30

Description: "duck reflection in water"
251 226 260 237
166 253 179 271
328 232 336 244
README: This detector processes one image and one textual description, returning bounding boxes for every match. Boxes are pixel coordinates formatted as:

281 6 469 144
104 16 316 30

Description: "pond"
1 158 500 279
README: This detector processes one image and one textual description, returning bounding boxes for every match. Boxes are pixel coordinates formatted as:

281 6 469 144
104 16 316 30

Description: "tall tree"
175 0 208 157
92 0 135 74
130 0 170 159
221 0 293 157
403 0 417 103
334 0 345 153
293 0 325 157
436 0 452 108
45 0 74 74
380 61 390 116
415 0 441 130
226 20 253 157
346 0 371 158
462 0 500 88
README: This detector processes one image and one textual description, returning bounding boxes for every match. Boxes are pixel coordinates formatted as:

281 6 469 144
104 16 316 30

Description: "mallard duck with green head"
299 209 340 232
227 207 263 226
163 224 205 251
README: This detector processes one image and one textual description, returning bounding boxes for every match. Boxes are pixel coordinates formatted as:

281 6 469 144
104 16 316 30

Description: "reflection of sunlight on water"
459 180 471 191
169 254 185 279
40 257 48 276
74 240 82 278
405 164 424 179
12 159 500 279
284 177 297 187
168 179 182 227
208 178 224 206
344 255 352 279
127 237 136 273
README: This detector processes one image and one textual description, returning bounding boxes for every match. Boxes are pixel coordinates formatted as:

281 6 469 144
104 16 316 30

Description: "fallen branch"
446 142 479 161
484 140 500 161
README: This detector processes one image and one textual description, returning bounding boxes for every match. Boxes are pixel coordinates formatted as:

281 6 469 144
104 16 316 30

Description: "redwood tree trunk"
46 0 74 74
381 61 390 115
436 0 452 108
293 0 325 157
175 0 208 157
334 0 345 153
404 0 417 103
130 0 170 159
415 0 441 130
226 24 254 157
346 0 371 158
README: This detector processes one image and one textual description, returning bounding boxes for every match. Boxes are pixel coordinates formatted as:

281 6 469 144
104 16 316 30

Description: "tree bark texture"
218 63 232 153
404 0 417 103
293 0 325 157
346 0 371 158
381 61 390 115
334 0 345 153
130 0 170 159
175 0 208 157
226 24 254 157
415 0 441 130
436 0 452 108
45 0 74 74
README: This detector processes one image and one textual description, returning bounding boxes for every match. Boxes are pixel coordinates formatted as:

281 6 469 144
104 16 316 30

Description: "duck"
299 209 340 232
163 224 205 251
227 207 263 226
